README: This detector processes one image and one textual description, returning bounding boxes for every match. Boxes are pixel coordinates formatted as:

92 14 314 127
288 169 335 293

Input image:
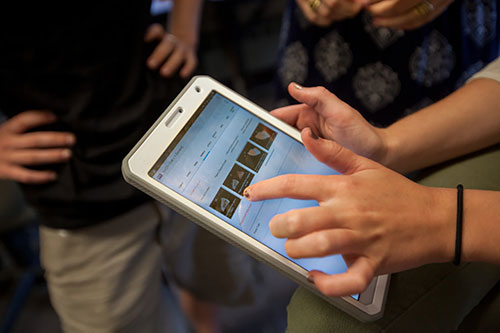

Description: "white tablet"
122 76 390 322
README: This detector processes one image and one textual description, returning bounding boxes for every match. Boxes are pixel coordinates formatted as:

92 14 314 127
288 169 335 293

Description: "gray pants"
40 201 259 333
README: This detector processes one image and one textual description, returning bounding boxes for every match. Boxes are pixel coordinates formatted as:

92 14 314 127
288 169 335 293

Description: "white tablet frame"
122 76 390 322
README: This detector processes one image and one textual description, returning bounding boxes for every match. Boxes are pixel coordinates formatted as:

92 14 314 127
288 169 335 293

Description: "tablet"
122 76 390 322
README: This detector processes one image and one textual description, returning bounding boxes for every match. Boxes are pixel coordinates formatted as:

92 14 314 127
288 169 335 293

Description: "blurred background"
0 0 294 332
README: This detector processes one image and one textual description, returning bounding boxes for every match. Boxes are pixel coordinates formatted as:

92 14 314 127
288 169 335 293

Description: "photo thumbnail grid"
209 123 277 219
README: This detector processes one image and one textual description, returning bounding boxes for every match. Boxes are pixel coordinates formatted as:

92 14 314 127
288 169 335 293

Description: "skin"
243 76 500 297
299 0 454 30
0 111 75 184
244 128 457 297
273 80 500 173
296 0 363 26
146 0 203 78
365 0 454 30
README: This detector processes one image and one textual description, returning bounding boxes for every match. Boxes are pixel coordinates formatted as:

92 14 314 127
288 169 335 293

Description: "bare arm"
145 0 203 78
273 69 500 174
382 78 500 173
168 0 203 49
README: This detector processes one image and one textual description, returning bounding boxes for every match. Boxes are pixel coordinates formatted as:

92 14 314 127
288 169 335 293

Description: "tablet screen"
150 90 355 297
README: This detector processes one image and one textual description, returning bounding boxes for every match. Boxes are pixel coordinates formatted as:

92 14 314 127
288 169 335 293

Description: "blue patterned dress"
276 0 499 126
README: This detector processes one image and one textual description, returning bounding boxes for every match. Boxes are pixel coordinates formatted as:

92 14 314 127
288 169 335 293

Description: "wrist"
373 128 393 167
426 187 456 264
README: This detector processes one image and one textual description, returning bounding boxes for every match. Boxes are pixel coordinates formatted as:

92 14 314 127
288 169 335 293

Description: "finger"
302 127 373 174
144 23 165 42
288 83 351 122
323 0 362 20
315 0 335 18
2 111 57 134
372 0 450 30
6 149 72 165
270 105 303 126
270 206 348 239
296 0 321 24
179 52 198 79
147 35 176 69
244 173 340 202
368 0 418 17
0 164 57 184
12 132 76 149
308 257 375 297
285 229 358 258
160 47 186 77
271 104 320 132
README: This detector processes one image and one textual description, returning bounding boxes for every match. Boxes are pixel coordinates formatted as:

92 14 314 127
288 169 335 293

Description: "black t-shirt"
0 1 184 228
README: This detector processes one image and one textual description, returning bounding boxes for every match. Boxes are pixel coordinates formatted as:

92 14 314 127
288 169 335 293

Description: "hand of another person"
0 111 75 184
145 23 198 79
272 83 388 162
296 0 363 27
244 128 455 297
360 0 454 30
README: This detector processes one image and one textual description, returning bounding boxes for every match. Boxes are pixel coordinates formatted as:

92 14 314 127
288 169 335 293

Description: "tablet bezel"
122 75 390 322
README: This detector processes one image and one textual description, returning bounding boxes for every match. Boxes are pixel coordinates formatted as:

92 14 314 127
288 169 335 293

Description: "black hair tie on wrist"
453 184 464 266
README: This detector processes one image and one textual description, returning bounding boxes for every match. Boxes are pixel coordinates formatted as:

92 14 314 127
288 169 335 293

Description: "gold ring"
413 0 435 18
309 0 322 12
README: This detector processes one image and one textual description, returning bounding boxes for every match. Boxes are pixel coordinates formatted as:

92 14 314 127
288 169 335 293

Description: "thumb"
302 127 375 175
288 83 349 119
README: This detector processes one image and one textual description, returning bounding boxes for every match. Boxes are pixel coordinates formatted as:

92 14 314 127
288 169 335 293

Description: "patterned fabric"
276 0 500 126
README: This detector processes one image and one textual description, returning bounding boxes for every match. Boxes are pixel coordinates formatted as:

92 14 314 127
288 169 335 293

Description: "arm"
244 129 500 296
274 60 500 173
167 0 203 49
145 0 203 78
381 77 500 172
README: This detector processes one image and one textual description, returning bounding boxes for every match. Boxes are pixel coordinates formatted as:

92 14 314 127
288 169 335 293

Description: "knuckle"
281 174 296 191
286 213 303 236
316 232 332 255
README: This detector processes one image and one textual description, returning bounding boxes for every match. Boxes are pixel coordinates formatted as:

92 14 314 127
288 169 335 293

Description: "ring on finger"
413 0 435 18
308 0 322 12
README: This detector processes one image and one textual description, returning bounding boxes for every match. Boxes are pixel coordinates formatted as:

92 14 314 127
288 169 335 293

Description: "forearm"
169 0 203 47
380 78 500 173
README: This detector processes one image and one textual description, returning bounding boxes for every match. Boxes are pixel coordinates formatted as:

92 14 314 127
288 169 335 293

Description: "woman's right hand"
0 110 75 184
272 83 389 163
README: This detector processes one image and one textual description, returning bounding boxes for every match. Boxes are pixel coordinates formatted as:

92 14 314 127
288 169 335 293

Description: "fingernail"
293 83 303 90
243 188 250 199
148 59 157 68
49 172 57 180
67 135 76 145
61 149 72 158
307 273 315 284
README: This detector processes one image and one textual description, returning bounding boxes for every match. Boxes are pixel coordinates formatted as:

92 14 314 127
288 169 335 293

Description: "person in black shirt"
0 1 259 331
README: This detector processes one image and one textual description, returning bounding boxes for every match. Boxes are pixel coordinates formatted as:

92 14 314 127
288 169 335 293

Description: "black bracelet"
453 184 464 266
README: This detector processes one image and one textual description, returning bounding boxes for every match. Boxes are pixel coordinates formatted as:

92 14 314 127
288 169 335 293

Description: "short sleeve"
467 57 500 83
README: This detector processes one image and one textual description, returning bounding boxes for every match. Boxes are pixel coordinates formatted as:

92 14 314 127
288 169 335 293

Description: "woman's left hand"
362 0 454 30
244 128 455 297
145 23 198 78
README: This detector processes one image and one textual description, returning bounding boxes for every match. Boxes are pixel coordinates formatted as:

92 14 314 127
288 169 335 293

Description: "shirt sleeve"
468 57 500 83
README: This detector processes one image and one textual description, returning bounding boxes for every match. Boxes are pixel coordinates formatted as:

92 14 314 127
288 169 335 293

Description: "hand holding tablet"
122 76 390 321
